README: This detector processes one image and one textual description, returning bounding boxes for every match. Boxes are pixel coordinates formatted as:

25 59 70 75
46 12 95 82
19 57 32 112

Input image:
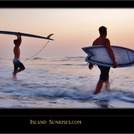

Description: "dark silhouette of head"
99 26 107 36
14 39 18 44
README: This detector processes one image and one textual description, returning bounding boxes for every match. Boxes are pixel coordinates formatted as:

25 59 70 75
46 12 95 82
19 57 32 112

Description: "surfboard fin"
47 34 54 40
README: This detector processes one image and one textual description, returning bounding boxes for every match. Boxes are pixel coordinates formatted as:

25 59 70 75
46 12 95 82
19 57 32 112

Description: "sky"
0 8 134 58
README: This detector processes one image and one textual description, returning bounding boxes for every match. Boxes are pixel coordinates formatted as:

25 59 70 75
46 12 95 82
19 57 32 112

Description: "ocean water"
0 57 134 109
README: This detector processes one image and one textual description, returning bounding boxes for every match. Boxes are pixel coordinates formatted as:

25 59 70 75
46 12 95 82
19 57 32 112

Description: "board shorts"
98 65 110 81
13 58 25 72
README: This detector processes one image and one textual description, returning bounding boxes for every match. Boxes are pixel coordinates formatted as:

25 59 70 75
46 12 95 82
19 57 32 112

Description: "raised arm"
16 32 22 45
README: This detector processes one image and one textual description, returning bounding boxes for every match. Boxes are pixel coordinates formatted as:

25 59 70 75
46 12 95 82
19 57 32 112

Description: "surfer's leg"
13 58 19 77
94 66 105 94
105 81 110 90
12 64 17 78
16 62 25 73
12 59 25 77
104 67 110 90
94 80 104 94
94 66 110 94
12 72 16 78
98 66 111 91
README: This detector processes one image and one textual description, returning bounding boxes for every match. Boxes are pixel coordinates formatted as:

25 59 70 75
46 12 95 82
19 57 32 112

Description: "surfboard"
82 45 134 67
0 30 54 41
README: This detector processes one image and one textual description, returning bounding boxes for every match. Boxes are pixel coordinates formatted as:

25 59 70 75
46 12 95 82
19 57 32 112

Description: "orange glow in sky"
0 8 134 58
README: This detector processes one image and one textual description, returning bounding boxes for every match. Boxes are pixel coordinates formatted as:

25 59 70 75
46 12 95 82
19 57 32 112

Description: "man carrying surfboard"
88 26 118 94
12 33 25 78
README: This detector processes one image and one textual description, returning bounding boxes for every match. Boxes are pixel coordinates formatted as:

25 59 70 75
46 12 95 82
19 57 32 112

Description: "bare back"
93 36 109 46
92 36 118 68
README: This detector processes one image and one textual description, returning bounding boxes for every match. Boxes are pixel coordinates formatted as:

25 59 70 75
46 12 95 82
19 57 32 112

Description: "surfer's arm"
105 39 118 68
16 32 21 38
88 63 93 70
16 33 22 45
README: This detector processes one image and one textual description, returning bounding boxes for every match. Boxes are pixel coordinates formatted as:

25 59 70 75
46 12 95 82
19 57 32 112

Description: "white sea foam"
0 57 134 108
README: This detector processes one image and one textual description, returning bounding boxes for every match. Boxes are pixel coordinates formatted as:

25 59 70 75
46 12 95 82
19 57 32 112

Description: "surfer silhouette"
89 26 118 94
12 33 25 78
